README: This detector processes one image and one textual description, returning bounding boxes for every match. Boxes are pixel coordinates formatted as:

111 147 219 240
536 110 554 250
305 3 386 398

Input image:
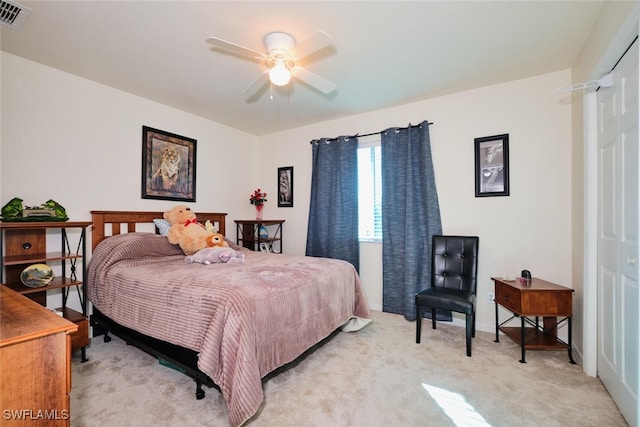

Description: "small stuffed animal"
184 247 245 265
204 220 217 233
206 232 228 248
164 205 218 255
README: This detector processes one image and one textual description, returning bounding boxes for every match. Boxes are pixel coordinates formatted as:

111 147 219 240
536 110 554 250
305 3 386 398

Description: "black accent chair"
415 235 479 357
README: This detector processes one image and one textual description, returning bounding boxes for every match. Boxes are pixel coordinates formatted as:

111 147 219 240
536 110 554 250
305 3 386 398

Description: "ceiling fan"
205 30 336 97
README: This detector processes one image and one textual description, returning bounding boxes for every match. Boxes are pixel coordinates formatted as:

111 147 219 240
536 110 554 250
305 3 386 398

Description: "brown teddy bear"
164 205 227 255
206 232 228 248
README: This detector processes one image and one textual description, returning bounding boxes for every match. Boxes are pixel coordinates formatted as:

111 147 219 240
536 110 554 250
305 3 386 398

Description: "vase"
255 204 264 221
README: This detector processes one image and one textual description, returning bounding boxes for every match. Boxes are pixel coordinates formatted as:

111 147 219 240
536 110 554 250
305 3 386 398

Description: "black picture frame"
474 134 509 197
142 126 197 202
277 166 294 207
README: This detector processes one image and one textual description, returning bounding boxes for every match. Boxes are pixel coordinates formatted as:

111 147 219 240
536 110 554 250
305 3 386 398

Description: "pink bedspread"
87 233 371 426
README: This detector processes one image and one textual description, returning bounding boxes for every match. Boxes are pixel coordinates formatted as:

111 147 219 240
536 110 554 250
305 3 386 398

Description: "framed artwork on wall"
474 133 509 197
141 126 197 202
277 166 294 207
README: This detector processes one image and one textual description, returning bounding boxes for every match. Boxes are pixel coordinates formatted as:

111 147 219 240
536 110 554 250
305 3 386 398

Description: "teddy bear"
164 205 226 255
206 232 228 248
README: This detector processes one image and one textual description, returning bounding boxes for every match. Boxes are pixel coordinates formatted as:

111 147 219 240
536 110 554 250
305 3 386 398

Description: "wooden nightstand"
0 286 77 426
234 220 284 253
492 276 574 364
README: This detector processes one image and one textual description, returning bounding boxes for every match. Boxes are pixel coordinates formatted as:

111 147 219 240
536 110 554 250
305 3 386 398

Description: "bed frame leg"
195 379 205 400
103 332 112 343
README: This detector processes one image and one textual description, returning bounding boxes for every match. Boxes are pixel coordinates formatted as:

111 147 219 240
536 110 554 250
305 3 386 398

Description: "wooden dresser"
0 286 78 426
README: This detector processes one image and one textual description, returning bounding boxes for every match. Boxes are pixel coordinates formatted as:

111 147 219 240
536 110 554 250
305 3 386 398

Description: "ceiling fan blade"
205 37 266 60
242 70 269 96
293 30 332 60
292 66 336 94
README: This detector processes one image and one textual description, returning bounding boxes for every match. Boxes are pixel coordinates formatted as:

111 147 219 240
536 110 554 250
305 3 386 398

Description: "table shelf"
499 326 569 350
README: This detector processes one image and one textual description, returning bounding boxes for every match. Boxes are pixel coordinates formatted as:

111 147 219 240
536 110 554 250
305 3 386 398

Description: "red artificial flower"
249 188 267 205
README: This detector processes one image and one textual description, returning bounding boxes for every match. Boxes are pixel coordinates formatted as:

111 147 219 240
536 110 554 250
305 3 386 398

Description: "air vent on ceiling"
1 0 31 30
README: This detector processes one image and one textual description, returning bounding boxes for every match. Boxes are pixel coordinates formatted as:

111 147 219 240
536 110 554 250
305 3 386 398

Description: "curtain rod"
310 121 434 144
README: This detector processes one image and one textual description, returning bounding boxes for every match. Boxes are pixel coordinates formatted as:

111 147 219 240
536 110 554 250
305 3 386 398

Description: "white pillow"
153 218 171 236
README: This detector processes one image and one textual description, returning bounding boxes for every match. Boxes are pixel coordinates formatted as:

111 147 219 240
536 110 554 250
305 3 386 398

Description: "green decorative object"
1 198 68 222
1 197 23 218
43 199 67 218
1 216 69 222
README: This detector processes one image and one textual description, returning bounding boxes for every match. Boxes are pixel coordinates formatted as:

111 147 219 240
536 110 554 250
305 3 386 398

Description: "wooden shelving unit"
0 221 91 361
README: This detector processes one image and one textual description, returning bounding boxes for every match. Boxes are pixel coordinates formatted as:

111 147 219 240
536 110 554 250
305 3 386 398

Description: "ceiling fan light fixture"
206 29 336 96
269 57 291 86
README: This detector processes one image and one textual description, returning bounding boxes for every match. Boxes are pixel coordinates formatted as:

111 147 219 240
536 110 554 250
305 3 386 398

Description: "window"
358 139 382 241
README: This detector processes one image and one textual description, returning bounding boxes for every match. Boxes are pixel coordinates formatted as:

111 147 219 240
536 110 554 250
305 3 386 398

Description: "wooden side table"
492 277 575 364
1 286 78 425
234 220 284 253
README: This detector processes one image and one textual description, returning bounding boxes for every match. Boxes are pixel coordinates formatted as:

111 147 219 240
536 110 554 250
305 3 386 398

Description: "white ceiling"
1 1 605 136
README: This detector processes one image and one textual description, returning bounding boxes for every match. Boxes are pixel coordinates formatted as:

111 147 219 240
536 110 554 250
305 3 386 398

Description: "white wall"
1 52 573 335
258 70 573 331
1 52 259 229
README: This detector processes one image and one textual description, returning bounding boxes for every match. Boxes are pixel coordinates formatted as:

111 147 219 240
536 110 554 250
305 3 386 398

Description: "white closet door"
597 38 639 427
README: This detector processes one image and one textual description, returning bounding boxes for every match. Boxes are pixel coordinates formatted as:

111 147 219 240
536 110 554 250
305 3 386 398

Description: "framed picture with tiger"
142 126 197 202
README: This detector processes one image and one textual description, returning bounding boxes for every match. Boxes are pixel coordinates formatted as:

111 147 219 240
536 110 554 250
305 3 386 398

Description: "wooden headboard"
90 210 227 251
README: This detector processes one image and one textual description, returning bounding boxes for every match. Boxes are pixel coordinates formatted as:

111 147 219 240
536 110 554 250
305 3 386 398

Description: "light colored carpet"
70 310 627 427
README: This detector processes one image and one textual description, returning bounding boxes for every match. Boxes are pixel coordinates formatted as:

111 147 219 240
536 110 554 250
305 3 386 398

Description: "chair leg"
465 313 473 357
472 310 476 338
416 306 422 344
431 308 437 330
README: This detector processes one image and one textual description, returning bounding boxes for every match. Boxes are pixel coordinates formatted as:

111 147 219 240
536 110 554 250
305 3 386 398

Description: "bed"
87 210 371 427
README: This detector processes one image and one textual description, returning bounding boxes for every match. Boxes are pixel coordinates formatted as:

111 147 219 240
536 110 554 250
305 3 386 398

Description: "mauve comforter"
87 233 371 426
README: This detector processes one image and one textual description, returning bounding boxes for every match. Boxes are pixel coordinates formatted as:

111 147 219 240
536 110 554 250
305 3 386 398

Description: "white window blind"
358 139 382 241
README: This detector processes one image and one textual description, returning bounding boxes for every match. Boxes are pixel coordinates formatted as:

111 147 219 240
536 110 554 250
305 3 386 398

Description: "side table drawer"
71 318 89 348
495 281 521 313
